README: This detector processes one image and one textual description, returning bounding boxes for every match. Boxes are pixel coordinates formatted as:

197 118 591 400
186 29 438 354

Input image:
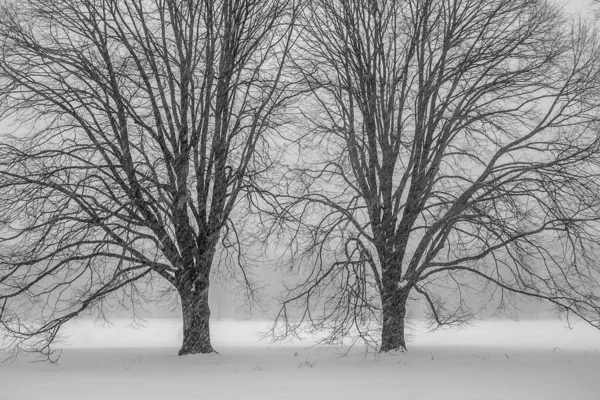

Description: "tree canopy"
266 0 600 351
0 0 298 358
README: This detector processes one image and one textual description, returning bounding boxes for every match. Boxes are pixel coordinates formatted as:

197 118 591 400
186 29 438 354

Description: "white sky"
561 0 593 13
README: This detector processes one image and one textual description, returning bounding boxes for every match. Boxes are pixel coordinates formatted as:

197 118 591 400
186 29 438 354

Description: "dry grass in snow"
1 319 599 400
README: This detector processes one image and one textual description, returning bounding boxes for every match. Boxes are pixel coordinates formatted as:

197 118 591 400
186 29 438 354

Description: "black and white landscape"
0 0 599 398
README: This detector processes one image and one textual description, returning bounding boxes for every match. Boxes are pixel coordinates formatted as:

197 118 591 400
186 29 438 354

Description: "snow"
1 319 599 399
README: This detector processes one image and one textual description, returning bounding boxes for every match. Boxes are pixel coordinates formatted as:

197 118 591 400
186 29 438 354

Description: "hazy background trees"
0 0 298 358
266 0 600 352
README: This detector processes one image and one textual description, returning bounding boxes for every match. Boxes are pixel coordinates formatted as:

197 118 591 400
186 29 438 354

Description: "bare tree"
267 0 600 352
0 0 297 358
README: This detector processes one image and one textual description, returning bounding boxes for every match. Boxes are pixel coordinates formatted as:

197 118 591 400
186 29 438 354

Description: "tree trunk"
178 284 215 355
380 286 409 352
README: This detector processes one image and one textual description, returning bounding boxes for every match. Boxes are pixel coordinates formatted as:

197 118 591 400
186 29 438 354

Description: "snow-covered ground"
1 319 599 399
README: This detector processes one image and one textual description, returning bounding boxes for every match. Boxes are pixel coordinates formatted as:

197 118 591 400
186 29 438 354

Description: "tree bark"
380 286 409 352
178 283 215 355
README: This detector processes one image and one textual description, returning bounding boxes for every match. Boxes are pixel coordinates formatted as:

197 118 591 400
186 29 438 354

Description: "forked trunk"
178 284 215 355
380 286 409 352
